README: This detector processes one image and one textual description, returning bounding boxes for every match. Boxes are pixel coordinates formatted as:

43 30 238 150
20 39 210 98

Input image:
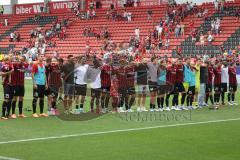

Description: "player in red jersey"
47 57 62 115
115 58 128 112
125 60 136 112
165 60 177 111
175 58 185 110
205 61 214 106
228 62 238 105
11 56 28 118
213 60 222 107
0 56 13 119
100 58 112 113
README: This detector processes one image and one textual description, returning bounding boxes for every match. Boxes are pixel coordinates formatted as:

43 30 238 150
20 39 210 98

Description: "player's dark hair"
67 55 73 59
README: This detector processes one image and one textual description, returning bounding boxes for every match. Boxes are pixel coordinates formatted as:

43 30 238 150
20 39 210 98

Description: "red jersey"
125 65 135 88
176 64 184 83
11 62 28 86
114 66 126 89
207 66 214 84
228 66 237 84
1 63 13 86
213 66 222 85
48 64 62 87
100 64 111 88
32 63 44 74
166 66 177 84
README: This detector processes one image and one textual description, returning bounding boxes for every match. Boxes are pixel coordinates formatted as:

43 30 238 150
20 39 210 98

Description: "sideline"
0 117 240 145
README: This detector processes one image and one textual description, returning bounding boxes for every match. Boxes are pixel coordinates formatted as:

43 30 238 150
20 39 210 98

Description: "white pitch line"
0 117 240 145
0 156 21 160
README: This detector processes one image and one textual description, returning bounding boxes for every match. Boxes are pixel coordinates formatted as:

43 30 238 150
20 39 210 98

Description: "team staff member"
74 56 89 113
62 55 75 113
1 56 13 119
198 59 208 108
157 59 167 111
221 61 228 105
11 56 28 118
88 59 102 113
135 58 148 112
32 55 48 117
147 57 158 111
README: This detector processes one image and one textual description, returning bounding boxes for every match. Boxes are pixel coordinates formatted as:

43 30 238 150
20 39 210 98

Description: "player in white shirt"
221 62 229 105
89 59 102 113
74 56 89 113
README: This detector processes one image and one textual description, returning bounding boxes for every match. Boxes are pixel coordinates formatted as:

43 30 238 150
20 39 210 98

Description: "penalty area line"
0 117 240 145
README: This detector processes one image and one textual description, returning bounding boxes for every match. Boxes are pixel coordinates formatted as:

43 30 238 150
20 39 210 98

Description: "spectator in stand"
127 12 132 22
10 32 15 42
16 32 21 42
189 20 194 32
200 33 205 46
165 38 170 49
215 18 220 35
92 10 96 19
86 10 90 19
0 5 4 15
123 9 128 21
4 18 8 26
207 32 214 45
60 27 66 41
180 22 185 36
135 27 140 40
147 9 152 20
174 23 181 38
214 0 219 11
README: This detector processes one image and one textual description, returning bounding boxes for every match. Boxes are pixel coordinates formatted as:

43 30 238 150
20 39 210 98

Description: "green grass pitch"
0 80 240 160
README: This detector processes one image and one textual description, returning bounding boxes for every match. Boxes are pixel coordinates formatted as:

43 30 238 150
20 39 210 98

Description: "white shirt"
221 66 229 83
135 29 140 36
10 33 15 38
75 64 89 85
207 35 213 41
90 72 101 89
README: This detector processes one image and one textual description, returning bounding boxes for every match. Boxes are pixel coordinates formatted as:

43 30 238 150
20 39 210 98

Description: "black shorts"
221 83 227 92
13 85 25 97
175 83 185 92
3 85 13 100
229 84 237 92
127 87 135 95
157 84 168 95
49 85 60 98
187 86 195 95
64 83 75 96
214 84 221 92
75 84 87 96
206 83 213 93
101 86 110 93
148 81 158 92
33 85 46 98
45 88 51 96
118 88 127 97
91 88 101 98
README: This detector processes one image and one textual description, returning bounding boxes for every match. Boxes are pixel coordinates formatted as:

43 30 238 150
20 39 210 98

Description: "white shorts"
237 75 240 84
137 85 148 94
